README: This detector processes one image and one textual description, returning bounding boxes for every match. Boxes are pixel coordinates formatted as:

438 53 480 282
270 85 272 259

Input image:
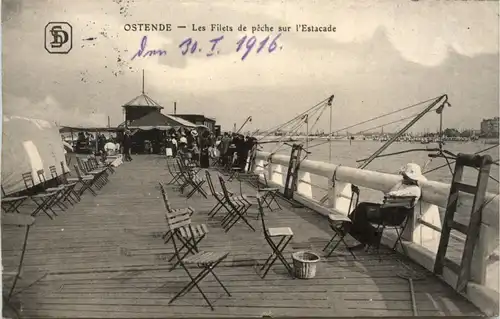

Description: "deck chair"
60 161 82 202
2 212 35 317
218 175 255 232
158 184 209 271
21 172 59 219
176 158 208 199
258 174 281 211
227 167 242 182
77 157 108 189
323 185 359 259
1 186 28 214
166 158 183 186
255 195 295 279
90 156 115 174
173 158 190 192
366 196 417 257
73 165 99 196
82 158 109 188
36 169 68 211
168 250 230 310
49 165 79 205
158 182 196 244
240 172 281 212
205 170 234 218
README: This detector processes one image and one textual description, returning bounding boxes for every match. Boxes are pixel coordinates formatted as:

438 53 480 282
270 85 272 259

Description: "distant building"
171 114 216 132
480 117 499 137
118 91 196 153
122 93 164 123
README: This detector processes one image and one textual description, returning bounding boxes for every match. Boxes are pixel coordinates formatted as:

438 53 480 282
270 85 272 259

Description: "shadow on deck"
2 155 482 318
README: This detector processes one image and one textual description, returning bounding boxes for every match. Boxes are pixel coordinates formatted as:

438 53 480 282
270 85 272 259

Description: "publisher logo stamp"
45 22 72 54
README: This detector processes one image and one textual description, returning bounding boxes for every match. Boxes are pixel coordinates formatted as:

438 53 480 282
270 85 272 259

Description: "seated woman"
348 163 424 250
104 139 117 156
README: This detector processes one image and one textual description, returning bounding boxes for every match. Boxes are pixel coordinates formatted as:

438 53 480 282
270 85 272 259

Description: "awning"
128 126 172 131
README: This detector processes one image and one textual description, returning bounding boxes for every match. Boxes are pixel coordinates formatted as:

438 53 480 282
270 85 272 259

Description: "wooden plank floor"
2 155 482 318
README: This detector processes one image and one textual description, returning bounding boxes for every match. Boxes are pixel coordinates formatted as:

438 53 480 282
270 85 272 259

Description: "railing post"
284 144 303 199
284 145 298 199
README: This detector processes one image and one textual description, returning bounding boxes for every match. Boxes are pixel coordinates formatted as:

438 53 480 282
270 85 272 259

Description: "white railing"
253 151 499 316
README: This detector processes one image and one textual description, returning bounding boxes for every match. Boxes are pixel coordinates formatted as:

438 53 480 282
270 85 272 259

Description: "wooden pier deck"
2 155 482 318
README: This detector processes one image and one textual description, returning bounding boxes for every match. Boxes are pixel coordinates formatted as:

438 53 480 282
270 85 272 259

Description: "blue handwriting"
131 36 167 60
130 34 282 61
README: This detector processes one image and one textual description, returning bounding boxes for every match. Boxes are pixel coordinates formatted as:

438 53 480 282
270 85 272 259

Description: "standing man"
123 130 133 162
220 132 231 167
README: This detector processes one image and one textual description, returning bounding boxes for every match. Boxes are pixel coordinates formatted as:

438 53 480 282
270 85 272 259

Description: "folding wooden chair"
73 165 99 196
255 195 295 279
205 170 234 218
176 159 207 199
49 165 79 205
21 172 59 219
77 157 108 190
81 158 109 188
166 158 183 186
36 169 68 211
218 175 255 232
90 156 115 174
323 185 359 258
211 154 223 169
60 161 82 202
173 159 190 192
168 251 230 310
367 196 416 257
255 174 281 211
237 172 282 212
158 184 209 271
227 167 242 182
158 182 196 244
1 186 28 214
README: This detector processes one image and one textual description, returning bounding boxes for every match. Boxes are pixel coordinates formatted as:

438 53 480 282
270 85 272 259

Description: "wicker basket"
292 251 320 279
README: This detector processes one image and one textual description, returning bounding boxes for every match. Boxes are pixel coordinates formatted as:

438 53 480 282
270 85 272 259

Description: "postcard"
1 0 499 318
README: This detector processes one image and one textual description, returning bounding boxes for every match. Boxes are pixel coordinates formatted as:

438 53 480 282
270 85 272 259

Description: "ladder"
433 153 493 292
283 144 303 199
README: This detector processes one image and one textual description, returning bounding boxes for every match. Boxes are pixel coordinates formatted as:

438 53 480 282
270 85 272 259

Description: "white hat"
399 163 424 181
191 130 198 137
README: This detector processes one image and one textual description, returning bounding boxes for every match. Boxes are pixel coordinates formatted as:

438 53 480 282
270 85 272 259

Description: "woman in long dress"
165 137 173 157
199 131 211 168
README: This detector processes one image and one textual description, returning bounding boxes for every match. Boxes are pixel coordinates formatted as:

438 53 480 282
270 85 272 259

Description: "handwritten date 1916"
131 34 282 61
180 33 282 60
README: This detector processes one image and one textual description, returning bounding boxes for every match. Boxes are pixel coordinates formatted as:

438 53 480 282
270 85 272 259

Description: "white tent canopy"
2 115 68 195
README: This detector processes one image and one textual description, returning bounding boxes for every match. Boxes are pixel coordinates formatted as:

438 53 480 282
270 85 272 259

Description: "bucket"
292 251 320 279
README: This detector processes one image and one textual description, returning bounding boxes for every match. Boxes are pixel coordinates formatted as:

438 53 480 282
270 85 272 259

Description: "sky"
2 0 499 133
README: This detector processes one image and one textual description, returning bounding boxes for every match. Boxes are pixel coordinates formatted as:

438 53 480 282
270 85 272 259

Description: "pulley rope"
268 117 308 155
305 96 441 147
306 111 425 150
256 96 331 140
260 96 333 158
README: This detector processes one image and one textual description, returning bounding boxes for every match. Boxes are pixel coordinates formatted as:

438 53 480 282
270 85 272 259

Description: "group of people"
217 132 258 170
73 130 134 162
164 129 258 171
